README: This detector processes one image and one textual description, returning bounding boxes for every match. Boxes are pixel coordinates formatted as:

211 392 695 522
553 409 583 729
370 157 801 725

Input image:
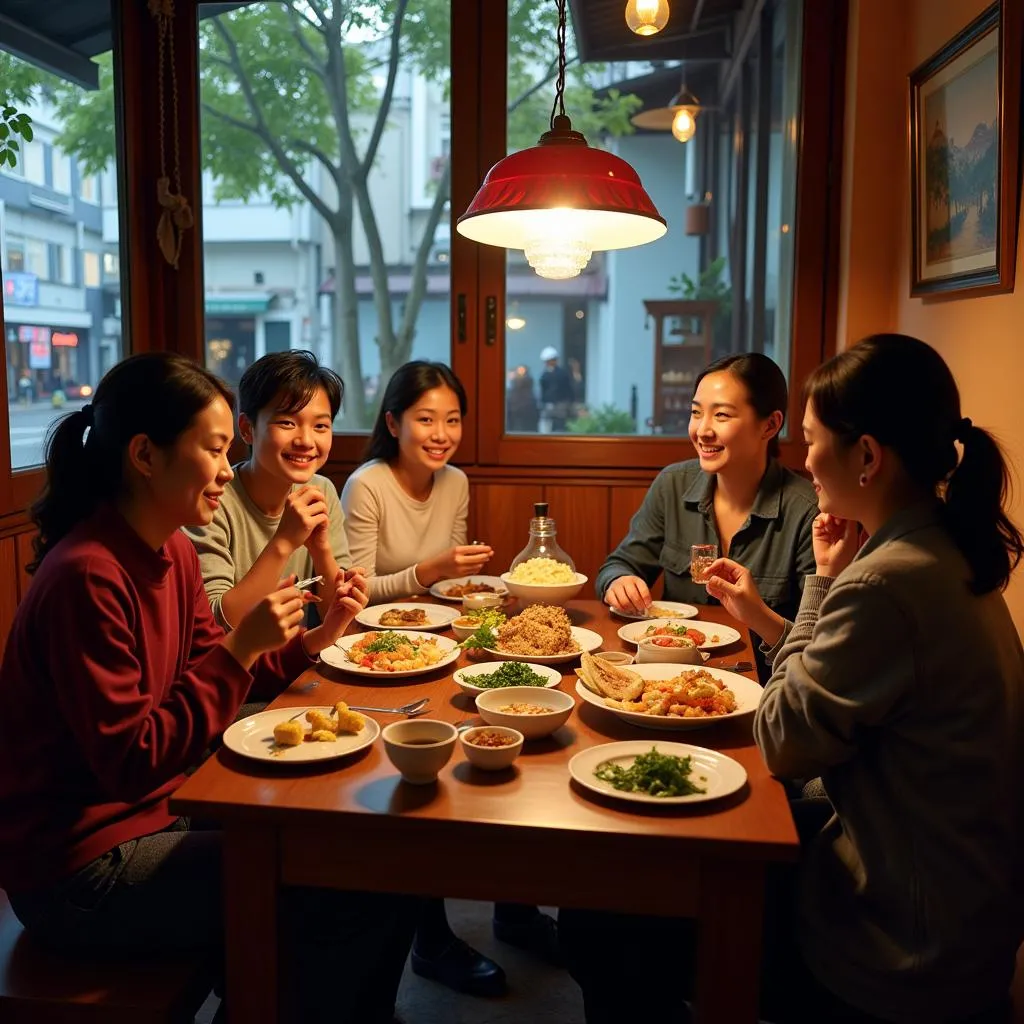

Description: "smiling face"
145 396 236 527
241 385 334 486
689 370 780 477
803 399 863 517
387 385 463 474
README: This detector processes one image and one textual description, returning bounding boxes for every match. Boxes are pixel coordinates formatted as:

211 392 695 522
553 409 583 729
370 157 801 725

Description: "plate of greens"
568 741 747 805
453 661 562 696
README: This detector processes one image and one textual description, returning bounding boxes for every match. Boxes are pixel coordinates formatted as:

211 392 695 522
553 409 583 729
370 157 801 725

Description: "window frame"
472 0 846 474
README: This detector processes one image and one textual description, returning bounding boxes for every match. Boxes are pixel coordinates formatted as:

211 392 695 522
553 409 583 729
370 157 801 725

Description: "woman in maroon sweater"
0 353 418 1024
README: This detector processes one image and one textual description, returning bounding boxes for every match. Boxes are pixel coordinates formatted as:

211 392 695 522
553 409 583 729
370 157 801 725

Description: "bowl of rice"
501 558 587 606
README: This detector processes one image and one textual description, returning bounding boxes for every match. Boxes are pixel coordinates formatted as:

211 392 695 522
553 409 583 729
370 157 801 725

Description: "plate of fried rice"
480 604 602 664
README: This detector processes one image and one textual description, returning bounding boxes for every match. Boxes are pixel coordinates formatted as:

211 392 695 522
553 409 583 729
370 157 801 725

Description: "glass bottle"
509 502 576 572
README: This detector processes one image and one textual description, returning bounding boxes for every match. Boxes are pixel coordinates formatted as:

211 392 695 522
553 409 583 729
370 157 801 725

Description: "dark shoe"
410 938 507 997
493 911 563 966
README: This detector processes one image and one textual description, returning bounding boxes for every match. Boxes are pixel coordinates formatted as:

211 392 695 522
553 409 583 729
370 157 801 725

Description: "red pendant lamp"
456 0 667 280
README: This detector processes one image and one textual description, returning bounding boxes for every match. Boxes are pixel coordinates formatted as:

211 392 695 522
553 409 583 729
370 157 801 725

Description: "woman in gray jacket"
706 333 1024 1022
562 334 1024 1024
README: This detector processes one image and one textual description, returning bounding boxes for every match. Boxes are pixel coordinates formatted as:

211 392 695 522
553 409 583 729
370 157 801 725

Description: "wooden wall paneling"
14 530 35 601
607 484 664 600
469 483 537 577
543 485 610 599
0 537 21 655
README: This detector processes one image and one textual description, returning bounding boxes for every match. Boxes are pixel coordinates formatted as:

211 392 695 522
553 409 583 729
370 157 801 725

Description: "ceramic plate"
223 706 380 763
453 660 563 696
569 740 747 805
429 575 508 602
321 630 461 678
481 626 602 665
355 603 459 632
617 618 742 651
609 601 699 621
574 664 762 731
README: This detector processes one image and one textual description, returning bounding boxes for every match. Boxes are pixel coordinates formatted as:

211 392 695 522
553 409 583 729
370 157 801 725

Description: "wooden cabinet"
644 299 718 435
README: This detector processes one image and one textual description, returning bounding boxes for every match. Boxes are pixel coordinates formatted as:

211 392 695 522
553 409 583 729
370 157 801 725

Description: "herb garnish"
457 609 506 650
363 631 414 654
469 662 549 688
594 747 706 798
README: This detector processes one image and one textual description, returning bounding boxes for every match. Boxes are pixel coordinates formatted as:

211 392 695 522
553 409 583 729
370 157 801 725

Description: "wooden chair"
0 889 215 1023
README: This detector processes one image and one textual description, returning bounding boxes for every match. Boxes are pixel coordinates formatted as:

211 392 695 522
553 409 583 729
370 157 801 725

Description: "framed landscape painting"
909 1 1022 297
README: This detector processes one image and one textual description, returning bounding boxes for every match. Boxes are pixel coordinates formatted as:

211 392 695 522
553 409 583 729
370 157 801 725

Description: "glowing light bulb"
625 0 670 36
523 236 592 280
671 107 696 143
506 313 527 330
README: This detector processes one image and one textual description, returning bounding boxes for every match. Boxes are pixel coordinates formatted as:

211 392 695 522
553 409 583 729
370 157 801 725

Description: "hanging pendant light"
631 84 703 143
625 0 670 36
456 0 666 281
506 301 527 331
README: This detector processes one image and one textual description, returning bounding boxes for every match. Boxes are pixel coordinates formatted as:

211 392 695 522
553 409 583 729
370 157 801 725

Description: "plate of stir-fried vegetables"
568 741 747 805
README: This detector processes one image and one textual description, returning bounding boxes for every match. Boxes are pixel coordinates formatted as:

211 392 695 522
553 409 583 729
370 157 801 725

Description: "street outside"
8 398 89 471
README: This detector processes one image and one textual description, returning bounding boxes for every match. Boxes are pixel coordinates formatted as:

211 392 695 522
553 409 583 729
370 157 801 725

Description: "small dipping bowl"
459 726 524 771
636 636 704 665
593 650 635 667
475 686 575 739
463 592 504 613
382 719 458 784
451 615 483 642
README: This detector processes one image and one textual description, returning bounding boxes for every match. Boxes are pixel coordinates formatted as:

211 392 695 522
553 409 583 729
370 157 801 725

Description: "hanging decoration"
457 0 666 280
149 0 194 268
625 0 670 36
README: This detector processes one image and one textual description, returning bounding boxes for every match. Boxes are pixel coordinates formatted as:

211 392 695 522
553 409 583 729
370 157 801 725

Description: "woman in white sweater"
341 362 491 602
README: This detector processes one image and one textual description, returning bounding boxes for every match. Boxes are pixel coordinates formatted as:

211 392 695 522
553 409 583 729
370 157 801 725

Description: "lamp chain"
549 0 568 129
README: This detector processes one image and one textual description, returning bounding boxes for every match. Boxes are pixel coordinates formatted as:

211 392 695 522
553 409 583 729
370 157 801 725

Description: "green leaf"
20 123 32 142
2 106 14 117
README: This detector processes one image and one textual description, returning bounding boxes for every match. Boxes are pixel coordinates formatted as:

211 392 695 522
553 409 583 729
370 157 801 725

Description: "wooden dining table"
171 599 799 1024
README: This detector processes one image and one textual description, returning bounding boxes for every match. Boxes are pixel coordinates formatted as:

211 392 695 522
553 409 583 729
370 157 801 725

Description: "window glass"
83 251 101 288
0 43 126 469
79 173 98 203
198 2 452 430
51 148 72 193
22 140 44 184
501 0 804 438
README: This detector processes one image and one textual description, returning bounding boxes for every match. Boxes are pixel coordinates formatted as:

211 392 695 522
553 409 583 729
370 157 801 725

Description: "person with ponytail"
695 334 1024 1022
0 353 418 1024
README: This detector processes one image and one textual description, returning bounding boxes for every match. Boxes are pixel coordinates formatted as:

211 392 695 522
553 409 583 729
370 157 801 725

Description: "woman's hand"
812 514 861 578
273 486 329 554
704 557 785 646
603 575 652 616
304 568 370 654
416 544 493 587
224 576 311 668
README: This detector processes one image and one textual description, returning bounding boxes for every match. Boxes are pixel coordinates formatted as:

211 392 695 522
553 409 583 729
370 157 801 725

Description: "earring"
859 474 867 486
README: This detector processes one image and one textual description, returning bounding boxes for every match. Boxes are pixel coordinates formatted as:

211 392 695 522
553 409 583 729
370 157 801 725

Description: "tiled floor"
195 901 585 1024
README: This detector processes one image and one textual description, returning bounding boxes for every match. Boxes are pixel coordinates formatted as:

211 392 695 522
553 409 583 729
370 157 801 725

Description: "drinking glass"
690 544 718 584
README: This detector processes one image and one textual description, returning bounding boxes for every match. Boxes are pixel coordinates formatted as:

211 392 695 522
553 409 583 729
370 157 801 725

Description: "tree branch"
397 160 450 360
303 0 330 30
208 18 340 226
284 4 326 69
359 0 408 180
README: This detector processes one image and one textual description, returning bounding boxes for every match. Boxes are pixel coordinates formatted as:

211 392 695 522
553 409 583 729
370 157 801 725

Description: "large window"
0 45 126 471
198 2 452 431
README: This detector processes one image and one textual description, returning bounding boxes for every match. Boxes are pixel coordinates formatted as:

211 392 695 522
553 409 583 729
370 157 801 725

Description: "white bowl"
499 571 587 607
381 719 457 784
451 615 483 642
459 726 524 770
636 636 705 665
474 686 575 739
453 660 562 696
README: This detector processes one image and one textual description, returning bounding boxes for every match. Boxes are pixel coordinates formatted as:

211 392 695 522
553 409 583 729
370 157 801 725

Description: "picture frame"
909 0 1023 297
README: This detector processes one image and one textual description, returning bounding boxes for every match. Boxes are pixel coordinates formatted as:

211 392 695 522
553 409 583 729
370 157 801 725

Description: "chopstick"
295 575 323 590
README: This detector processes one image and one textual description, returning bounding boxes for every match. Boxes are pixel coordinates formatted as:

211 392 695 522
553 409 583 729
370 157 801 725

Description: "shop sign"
3 273 39 307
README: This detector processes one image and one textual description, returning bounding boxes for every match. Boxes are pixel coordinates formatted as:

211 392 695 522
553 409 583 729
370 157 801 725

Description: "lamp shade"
457 118 666 279
631 85 702 133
